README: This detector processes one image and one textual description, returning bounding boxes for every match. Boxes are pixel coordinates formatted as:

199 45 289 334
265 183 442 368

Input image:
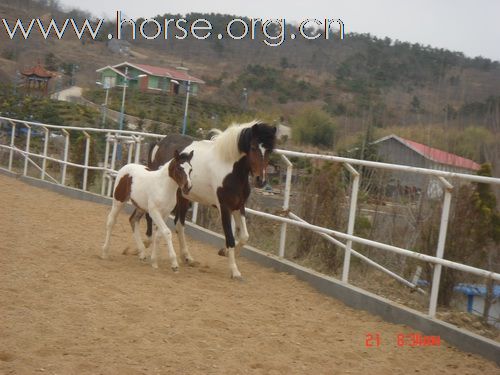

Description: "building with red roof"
373 134 481 197
21 63 57 96
96 61 204 95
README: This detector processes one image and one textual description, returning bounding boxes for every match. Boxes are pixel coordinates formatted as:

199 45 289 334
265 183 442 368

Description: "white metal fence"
1 116 499 320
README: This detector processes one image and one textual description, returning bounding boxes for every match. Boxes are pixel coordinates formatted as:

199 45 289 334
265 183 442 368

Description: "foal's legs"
129 209 148 261
174 192 196 265
148 209 179 272
101 200 124 259
150 225 162 269
175 221 195 265
144 213 154 247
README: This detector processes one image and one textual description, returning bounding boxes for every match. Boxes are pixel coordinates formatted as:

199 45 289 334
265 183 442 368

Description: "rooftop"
110 62 205 84
375 134 481 171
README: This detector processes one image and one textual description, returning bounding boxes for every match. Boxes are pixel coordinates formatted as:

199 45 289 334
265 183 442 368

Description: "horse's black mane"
238 123 277 154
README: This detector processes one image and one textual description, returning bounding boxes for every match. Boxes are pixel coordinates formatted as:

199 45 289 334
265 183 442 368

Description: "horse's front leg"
150 225 162 269
233 207 249 255
175 221 196 266
220 206 242 280
149 208 179 272
218 207 248 257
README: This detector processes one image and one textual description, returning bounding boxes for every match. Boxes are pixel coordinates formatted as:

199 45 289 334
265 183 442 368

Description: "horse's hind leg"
175 193 196 266
144 213 153 247
149 209 179 272
129 209 147 260
101 200 124 259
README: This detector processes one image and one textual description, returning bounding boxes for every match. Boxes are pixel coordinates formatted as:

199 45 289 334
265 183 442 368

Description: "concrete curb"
2 168 499 365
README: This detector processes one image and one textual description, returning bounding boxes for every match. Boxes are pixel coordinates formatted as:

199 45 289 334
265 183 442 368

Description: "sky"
57 0 500 61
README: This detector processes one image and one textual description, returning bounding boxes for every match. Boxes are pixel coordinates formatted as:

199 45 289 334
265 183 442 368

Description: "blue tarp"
454 284 500 298
416 280 499 298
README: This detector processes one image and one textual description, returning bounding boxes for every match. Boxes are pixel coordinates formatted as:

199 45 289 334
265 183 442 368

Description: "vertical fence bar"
134 136 141 164
342 163 360 283
278 155 293 258
8 122 16 171
41 127 49 180
61 129 69 185
23 124 31 176
127 141 134 164
107 136 118 197
428 177 453 317
101 133 111 196
191 202 199 223
82 131 91 191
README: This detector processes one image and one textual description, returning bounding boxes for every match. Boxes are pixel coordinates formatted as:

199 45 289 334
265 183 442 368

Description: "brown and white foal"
101 150 194 271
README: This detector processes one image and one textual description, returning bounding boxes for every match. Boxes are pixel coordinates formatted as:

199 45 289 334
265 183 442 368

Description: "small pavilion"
21 63 56 96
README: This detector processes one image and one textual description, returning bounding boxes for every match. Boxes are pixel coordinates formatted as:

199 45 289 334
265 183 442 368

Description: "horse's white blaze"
181 161 192 190
258 143 266 157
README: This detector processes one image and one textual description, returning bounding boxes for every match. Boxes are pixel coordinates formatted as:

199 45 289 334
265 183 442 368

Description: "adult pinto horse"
142 121 276 279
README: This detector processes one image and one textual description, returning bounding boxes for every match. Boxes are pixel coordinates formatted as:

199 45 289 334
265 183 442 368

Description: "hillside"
1 0 500 169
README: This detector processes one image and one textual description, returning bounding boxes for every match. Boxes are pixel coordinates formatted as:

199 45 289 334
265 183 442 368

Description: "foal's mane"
211 121 260 162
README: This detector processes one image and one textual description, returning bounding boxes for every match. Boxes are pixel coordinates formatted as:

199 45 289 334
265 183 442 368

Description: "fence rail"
1 116 499 322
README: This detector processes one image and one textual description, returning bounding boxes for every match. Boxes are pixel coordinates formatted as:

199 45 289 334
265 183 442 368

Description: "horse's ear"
272 126 277 135
188 150 194 161
174 149 180 160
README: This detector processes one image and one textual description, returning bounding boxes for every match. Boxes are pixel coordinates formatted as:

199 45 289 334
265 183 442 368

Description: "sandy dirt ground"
0 173 499 375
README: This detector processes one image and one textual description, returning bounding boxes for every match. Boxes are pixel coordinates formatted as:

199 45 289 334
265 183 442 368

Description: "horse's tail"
208 128 223 140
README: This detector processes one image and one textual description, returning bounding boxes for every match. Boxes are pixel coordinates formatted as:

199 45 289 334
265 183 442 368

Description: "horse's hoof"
231 273 243 281
218 248 227 257
172 266 179 273
186 258 200 267
152 262 158 269
100 253 109 260
122 247 139 256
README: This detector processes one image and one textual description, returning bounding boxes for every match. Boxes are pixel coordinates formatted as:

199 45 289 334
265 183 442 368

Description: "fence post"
107 135 118 197
23 123 31 176
278 155 293 258
61 129 70 185
8 122 16 171
342 163 360 283
428 177 453 317
191 202 199 223
41 127 49 180
127 141 134 164
82 131 91 191
101 133 111 196
134 136 142 164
